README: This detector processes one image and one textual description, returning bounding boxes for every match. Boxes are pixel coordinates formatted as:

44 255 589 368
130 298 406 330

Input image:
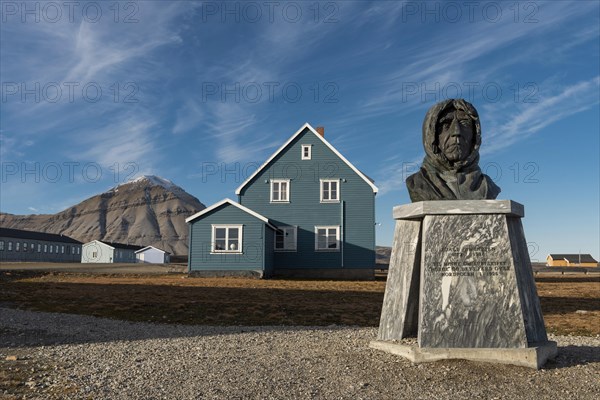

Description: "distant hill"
376 246 391 265
0 175 205 255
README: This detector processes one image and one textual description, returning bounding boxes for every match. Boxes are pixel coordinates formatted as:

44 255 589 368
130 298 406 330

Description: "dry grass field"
1 271 598 335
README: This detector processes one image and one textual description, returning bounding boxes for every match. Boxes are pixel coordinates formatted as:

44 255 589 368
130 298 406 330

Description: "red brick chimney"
316 126 325 137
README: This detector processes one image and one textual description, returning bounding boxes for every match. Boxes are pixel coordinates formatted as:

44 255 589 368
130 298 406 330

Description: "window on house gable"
271 179 290 202
212 225 243 253
315 226 340 251
321 179 340 202
275 226 297 251
301 145 312 160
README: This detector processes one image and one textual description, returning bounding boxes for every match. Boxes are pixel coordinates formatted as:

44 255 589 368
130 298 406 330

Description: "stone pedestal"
371 200 557 369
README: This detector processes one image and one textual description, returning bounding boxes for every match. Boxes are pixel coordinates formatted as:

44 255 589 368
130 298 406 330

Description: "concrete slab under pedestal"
369 340 558 370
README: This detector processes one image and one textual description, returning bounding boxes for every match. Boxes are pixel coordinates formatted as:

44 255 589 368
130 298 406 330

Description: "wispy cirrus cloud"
172 99 205 135
202 102 278 163
483 76 600 154
1 1 195 176
73 113 159 173
333 1 599 128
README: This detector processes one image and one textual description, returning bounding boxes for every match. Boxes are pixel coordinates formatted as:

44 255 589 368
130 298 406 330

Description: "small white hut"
135 246 170 264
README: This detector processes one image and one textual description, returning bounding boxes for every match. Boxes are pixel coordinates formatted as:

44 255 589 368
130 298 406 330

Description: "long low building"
0 227 82 263
82 240 143 263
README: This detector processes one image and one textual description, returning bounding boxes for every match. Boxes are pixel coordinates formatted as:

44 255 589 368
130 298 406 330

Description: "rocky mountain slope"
0 176 205 255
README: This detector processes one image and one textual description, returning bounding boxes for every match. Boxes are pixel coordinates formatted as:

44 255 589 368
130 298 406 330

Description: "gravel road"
1 307 599 399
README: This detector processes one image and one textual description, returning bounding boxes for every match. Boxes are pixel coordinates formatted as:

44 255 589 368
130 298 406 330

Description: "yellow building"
546 254 598 267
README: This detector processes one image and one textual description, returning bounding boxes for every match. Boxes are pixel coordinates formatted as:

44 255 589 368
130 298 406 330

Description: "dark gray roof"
0 227 82 244
548 254 598 263
99 241 144 251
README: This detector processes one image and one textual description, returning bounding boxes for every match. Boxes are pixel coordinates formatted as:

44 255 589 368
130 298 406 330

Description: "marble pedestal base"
372 200 556 369
369 340 557 369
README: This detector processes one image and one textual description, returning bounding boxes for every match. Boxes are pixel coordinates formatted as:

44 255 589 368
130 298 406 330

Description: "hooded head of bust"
423 98 481 172
406 99 500 202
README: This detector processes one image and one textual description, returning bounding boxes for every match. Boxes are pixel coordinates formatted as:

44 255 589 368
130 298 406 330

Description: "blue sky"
1 1 599 260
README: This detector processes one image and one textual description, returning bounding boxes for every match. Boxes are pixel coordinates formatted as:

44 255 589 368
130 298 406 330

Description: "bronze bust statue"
406 99 501 202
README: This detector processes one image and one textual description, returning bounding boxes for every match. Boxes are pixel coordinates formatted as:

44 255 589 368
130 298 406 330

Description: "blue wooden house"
186 123 378 279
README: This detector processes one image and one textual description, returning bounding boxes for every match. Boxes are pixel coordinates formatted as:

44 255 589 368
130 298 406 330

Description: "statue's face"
437 108 474 162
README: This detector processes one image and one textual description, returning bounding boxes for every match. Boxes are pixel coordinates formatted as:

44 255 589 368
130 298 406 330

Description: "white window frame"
314 226 340 251
274 226 298 252
320 179 340 203
211 224 243 253
270 179 290 203
16 242 20 251
37 244 41 253
8 241 13 251
301 144 312 160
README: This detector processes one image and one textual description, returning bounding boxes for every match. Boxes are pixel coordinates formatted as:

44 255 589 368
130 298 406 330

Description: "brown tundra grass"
0 271 598 336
